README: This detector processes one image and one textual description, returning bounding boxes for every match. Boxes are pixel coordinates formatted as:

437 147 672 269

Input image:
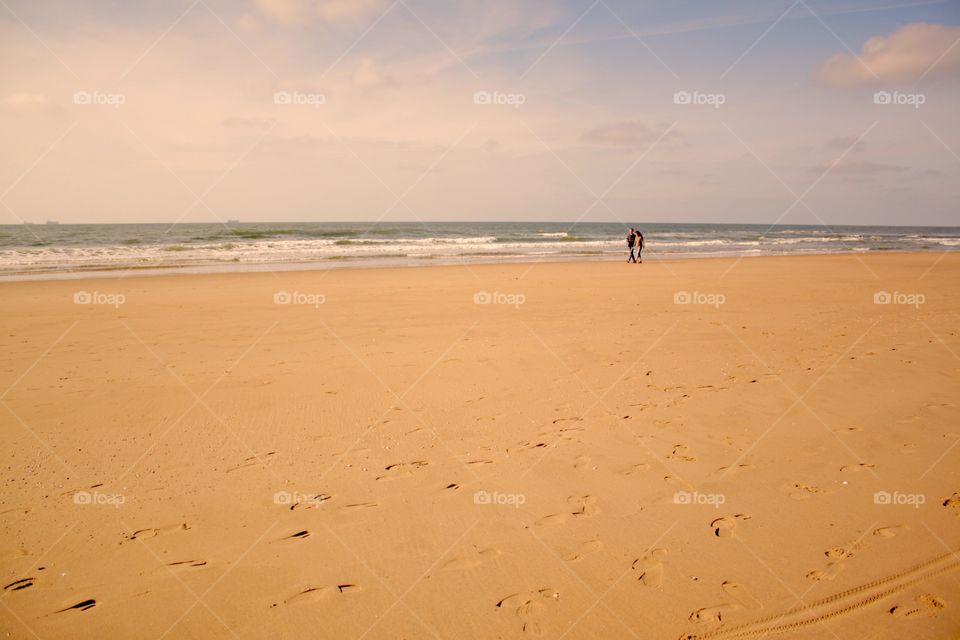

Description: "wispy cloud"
582 121 678 147
818 22 960 86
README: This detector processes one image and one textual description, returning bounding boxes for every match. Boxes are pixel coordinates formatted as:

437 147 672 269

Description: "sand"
1 253 959 639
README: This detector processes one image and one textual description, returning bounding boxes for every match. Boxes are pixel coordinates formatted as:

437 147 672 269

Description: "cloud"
317 0 386 22
581 121 676 147
253 0 387 25
818 22 960 87
2 93 56 114
823 135 865 151
816 158 907 175
351 58 403 92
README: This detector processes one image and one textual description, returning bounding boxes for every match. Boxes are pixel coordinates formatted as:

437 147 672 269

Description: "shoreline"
0 248 944 283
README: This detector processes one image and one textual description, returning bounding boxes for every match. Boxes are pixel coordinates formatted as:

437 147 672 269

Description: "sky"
1 0 958 226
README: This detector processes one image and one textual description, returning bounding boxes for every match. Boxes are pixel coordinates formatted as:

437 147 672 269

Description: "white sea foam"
1 222 956 277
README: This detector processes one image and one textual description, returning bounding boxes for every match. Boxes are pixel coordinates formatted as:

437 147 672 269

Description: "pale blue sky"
1 0 958 225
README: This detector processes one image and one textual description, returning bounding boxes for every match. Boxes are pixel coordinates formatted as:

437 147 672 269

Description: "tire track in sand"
680 547 960 639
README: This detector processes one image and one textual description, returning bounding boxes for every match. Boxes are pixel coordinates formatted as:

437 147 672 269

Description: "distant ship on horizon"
46 220 59 225
227 219 241 224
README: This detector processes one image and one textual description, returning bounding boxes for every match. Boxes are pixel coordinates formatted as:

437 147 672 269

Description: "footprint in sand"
573 456 592 471
534 513 569 528
689 604 736 624
568 495 598 517
825 546 852 561
722 580 762 609
56 599 97 613
276 530 311 542
292 495 332 510
632 548 668 588
710 514 751 538
227 451 277 472
621 463 650 476
890 593 946 618
341 502 379 511
787 483 829 500
837 426 862 433
508 440 550 454
376 460 429 481
687 582 762 626
874 525 909 538
534 496 598 525
668 444 697 462
127 523 190 541
558 427 584 441
839 463 875 473
823 538 867 564
496 588 560 637
942 492 960 515
4 578 35 592
563 539 603 562
283 584 361 605
806 567 844 581
713 464 754 476
441 546 502 571
165 560 207 570
466 458 495 466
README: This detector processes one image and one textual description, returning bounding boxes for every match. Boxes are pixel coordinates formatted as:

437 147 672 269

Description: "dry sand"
1 253 959 639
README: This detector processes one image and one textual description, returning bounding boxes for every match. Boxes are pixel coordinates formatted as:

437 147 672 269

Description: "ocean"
1 221 958 279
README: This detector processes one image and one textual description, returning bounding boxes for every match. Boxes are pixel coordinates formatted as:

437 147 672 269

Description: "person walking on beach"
626 228 637 263
635 228 644 264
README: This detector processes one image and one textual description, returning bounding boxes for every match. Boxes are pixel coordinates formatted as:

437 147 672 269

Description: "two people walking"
627 227 644 263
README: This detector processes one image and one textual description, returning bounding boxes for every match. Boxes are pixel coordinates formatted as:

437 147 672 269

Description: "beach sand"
1 253 959 639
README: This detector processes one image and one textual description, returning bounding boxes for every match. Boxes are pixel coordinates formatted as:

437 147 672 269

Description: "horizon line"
7 220 960 229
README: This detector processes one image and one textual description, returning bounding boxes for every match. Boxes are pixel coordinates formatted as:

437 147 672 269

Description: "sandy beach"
1 252 958 639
